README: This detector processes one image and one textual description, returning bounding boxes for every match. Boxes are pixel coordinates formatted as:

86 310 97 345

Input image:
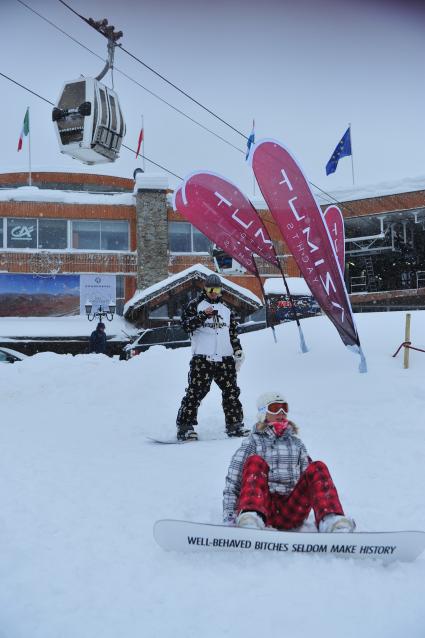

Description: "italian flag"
17 108 30 152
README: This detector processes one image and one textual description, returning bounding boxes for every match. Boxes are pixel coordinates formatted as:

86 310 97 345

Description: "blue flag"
326 127 352 175
245 120 255 160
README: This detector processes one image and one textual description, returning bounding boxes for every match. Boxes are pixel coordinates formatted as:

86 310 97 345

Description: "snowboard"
153 519 425 564
146 436 222 445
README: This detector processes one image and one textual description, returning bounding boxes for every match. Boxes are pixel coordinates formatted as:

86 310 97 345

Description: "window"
72 221 101 250
38 219 68 249
116 275 125 315
168 222 211 253
100 221 129 251
0 219 3 247
7 218 37 249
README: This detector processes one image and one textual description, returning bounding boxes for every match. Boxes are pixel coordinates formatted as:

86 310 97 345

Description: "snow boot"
177 427 198 442
226 423 250 438
319 514 356 533
236 511 266 529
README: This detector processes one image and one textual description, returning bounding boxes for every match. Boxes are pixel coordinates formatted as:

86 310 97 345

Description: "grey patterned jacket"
223 424 310 523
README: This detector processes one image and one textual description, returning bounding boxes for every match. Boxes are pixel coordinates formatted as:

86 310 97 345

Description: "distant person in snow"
223 392 356 533
175 273 248 442
89 322 107 354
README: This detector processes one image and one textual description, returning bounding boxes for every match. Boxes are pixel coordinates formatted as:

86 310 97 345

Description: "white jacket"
191 299 234 360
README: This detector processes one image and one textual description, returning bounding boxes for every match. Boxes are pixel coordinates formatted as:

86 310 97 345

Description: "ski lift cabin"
52 77 125 165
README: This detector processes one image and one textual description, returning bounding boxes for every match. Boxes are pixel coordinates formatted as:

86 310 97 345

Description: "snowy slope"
0 310 424 638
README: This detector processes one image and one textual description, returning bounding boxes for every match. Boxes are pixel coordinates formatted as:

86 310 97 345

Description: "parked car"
0 347 27 363
120 325 191 360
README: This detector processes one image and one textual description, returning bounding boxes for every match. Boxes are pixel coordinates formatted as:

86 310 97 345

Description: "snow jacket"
89 329 107 354
181 292 242 361
223 423 310 523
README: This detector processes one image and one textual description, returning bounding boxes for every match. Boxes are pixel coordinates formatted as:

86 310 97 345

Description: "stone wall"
135 175 169 290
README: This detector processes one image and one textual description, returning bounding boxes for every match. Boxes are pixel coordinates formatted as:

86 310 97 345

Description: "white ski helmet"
256 392 288 422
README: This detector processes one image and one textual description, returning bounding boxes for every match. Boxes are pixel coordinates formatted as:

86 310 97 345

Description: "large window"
72 221 101 250
100 221 129 250
72 220 129 251
38 219 68 249
169 221 210 253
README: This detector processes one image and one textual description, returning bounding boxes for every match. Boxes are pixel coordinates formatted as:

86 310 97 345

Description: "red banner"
324 205 345 274
252 140 361 350
174 171 279 271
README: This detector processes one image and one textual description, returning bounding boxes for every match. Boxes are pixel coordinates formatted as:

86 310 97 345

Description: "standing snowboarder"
223 391 356 532
176 274 248 442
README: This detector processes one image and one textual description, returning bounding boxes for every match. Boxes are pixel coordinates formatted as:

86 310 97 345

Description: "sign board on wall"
80 275 116 315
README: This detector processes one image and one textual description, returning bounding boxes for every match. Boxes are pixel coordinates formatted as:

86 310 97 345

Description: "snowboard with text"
154 519 425 564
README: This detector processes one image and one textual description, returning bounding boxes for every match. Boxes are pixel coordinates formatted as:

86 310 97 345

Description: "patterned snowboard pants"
236 455 344 530
176 355 243 431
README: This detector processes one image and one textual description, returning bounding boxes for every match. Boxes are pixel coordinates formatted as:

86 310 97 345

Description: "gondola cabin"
52 77 125 165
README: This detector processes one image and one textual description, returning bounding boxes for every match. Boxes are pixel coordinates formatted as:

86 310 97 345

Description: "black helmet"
204 273 221 288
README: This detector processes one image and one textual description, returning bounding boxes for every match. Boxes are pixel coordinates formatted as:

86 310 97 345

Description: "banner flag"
251 139 366 371
326 127 351 175
246 120 255 160
177 171 279 267
135 127 144 158
17 107 30 151
323 204 345 273
173 185 258 275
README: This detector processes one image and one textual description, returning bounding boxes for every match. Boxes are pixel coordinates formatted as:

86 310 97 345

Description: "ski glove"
233 350 245 372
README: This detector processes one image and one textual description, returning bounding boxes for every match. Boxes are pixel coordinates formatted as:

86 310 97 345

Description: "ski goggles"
266 401 288 415
205 287 222 294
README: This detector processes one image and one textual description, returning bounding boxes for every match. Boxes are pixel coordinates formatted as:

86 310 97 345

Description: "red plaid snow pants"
236 455 344 530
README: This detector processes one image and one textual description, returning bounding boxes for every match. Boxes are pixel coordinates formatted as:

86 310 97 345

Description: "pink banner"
251 139 360 350
324 205 345 274
174 171 279 271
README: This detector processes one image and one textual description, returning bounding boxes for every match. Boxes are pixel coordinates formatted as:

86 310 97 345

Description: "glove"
233 350 245 372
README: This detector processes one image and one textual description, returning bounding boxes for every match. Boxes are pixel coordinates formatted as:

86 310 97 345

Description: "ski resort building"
1 170 425 325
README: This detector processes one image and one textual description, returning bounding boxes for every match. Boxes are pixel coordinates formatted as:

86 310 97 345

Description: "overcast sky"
1 0 424 202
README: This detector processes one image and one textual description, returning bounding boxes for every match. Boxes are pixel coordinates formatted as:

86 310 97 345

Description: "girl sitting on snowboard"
223 392 355 533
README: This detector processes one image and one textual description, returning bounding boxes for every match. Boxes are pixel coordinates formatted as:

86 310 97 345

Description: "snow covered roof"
0 186 135 206
124 264 262 316
264 277 313 296
133 173 168 191
240 175 425 210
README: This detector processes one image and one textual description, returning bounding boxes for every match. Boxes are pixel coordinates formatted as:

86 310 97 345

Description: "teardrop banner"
324 205 345 274
173 185 258 274
251 139 366 371
178 171 279 267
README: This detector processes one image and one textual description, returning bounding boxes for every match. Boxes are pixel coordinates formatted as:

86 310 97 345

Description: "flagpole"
349 122 354 186
28 106 32 186
142 114 145 172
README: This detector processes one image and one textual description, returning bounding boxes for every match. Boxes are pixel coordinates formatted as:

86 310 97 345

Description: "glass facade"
38 219 68 249
7 218 37 249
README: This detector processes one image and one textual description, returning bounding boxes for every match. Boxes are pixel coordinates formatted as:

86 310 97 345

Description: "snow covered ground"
0 310 424 638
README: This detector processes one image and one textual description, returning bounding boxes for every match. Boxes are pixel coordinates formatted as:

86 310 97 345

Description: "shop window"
72 221 101 250
7 218 37 249
100 221 129 251
38 219 68 249
169 221 210 253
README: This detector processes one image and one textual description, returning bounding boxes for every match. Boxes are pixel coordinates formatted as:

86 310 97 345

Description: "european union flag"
326 127 352 175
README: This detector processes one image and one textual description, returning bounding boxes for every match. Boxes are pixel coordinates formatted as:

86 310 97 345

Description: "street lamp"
85 300 116 322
